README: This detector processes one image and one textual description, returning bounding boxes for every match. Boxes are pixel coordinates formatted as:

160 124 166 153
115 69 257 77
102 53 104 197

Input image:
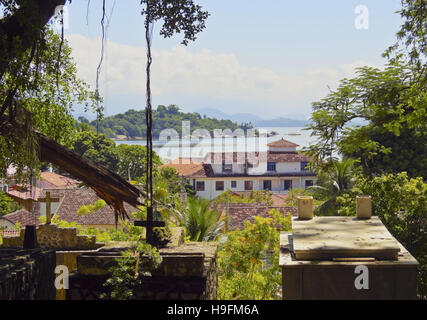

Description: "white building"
161 138 317 200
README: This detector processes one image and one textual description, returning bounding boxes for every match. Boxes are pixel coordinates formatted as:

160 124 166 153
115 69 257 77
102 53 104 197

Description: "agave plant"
174 196 225 242
309 158 355 216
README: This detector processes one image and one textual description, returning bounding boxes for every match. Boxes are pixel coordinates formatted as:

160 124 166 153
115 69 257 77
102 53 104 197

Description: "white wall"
0 217 16 230
194 178 257 199
209 160 305 175
194 176 316 199
276 162 300 173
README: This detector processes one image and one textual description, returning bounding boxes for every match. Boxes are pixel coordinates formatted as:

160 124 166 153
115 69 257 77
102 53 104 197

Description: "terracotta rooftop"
5 172 79 201
266 151 311 162
159 159 213 178
55 187 139 226
7 186 42 201
160 145 314 178
40 172 80 188
271 193 290 207
3 209 40 227
215 202 297 231
220 191 289 207
267 138 299 148
161 154 314 178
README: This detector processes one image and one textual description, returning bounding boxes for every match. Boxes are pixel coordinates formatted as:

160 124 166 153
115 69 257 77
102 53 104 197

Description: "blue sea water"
115 126 316 162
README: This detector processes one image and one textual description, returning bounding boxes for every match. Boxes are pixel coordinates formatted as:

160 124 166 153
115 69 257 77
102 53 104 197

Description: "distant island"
77 105 254 140
197 108 309 127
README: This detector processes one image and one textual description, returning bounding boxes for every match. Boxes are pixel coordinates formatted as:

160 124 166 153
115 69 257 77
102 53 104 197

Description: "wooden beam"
0 119 144 220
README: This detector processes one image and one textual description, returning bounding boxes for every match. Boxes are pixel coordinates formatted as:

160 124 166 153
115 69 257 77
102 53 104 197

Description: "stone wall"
66 242 218 300
0 248 56 300
1 224 104 300
2 224 103 250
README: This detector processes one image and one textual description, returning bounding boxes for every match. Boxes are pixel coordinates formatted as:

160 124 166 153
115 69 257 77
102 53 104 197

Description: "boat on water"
267 130 279 137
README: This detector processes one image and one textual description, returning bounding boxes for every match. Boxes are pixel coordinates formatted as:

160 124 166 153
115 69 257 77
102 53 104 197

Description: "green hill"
81 105 254 139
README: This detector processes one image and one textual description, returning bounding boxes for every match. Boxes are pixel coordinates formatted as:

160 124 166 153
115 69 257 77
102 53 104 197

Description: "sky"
62 0 403 120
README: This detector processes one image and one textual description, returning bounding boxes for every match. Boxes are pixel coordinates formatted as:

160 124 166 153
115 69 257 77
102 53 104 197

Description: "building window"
301 161 309 172
263 180 272 191
231 181 237 188
305 180 314 188
196 181 205 191
284 180 293 190
267 162 276 172
222 163 232 173
244 181 253 191
216 181 225 191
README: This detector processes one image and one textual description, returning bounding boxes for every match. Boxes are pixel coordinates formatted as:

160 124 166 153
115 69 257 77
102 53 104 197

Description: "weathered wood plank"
0 119 144 220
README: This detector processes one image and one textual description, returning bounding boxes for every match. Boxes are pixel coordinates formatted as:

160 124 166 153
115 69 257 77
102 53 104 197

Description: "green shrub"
0 191 12 216
337 172 427 298
175 196 224 242
218 209 291 300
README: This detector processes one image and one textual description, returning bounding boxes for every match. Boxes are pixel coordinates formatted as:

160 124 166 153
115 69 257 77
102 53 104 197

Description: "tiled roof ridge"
3 208 40 226
267 138 299 147
55 187 138 226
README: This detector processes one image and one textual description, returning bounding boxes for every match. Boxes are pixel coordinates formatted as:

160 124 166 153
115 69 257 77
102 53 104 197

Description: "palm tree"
174 196 225 242
309 158 355 215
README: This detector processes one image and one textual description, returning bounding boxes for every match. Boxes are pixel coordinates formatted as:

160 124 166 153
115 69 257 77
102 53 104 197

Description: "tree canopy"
308 62 426 177
0 28 97 181
307 0 426 179
116 144 160 181
305 0 427 297
0 191 12 216
83 105 252 139
70 131 120 173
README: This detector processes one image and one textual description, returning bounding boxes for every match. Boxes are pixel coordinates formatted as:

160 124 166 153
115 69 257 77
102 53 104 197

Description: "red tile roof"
3 209 40 227
267 138 299 148
40 172 80 188
7 186 42 201
271 194 290 207
5 173 79 201
267 151 311 162
160 148 314 178
159 159 205 177
215 203 297 231
221 191 289 207
55 187 139 226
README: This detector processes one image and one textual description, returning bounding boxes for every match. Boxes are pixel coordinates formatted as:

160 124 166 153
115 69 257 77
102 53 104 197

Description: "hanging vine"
140 0 209 245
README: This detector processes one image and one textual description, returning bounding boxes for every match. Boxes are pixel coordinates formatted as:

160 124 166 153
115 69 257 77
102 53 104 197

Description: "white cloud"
66 34 376 116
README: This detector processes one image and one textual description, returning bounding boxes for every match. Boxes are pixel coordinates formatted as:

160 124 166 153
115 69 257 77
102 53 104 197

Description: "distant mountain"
197 108 262 124
254 117 309 127
197 108 309 127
